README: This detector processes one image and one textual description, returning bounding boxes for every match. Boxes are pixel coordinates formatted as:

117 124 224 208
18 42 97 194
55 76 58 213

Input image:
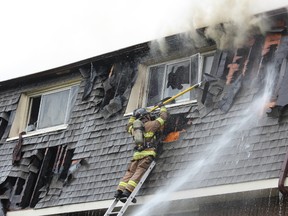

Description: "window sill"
7 124 68 141
124 100 197 116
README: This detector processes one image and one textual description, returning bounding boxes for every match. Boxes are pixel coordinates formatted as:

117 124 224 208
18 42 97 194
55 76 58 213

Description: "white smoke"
202 0 270 49
149 0 273 54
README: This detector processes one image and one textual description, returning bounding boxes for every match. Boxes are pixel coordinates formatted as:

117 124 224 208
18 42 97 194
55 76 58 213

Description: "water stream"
133 72 275 216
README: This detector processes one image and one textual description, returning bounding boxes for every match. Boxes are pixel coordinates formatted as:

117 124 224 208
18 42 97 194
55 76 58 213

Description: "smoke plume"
149 0 272 54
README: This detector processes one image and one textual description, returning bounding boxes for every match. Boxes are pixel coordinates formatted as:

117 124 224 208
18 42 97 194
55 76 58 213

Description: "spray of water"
132 68 276 216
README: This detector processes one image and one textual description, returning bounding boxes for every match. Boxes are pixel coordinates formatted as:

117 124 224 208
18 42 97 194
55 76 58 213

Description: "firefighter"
114 105 168 203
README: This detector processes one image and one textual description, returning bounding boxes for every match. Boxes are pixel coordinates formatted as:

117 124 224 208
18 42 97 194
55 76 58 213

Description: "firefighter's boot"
119 189 137 203
114 190 123 199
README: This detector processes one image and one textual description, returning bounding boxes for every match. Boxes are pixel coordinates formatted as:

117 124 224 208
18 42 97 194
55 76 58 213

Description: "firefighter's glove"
160 106 167 112
128 116 136 124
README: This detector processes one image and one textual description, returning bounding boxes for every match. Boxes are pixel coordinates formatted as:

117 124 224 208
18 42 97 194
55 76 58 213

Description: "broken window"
146 53 214 107
26 85 79 132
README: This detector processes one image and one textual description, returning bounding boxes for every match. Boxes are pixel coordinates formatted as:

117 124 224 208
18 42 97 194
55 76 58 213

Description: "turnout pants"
117 156 153 192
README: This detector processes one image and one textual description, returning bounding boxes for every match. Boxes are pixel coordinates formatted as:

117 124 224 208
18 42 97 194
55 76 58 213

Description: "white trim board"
7 178 283 216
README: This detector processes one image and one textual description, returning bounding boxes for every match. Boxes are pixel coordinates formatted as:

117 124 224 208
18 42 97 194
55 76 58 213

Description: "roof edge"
0 42 149 88
7 178 281 216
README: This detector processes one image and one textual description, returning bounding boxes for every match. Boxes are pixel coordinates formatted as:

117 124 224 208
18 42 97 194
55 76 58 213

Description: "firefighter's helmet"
133 108 149 119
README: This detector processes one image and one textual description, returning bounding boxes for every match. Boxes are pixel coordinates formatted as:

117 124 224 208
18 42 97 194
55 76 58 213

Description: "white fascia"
7 178 283 216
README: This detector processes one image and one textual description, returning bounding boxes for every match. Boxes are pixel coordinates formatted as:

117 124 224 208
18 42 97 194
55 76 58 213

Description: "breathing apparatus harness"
131 108 157 151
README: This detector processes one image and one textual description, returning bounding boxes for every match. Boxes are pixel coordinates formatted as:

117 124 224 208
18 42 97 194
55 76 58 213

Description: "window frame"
26 86 75 131
199 50 215 77
125 51 216 115
147 57 193 106
144 54 201 108
8 80 80 140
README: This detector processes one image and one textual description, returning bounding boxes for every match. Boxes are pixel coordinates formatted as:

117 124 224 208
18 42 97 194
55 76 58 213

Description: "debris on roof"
101 61 137 118
64 159 87 185
266 35 288 119
218 74 243 113
78 56 138 119
12 132 25 166
79 63 98 101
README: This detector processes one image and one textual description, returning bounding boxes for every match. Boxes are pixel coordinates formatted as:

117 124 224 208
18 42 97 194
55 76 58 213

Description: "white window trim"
7 124 68 141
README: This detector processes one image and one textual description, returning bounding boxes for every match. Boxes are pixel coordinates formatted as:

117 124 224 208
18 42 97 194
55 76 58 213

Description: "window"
146 54 198 106
146 53 214 107
125 52 215 114
9 82 79 138
26 85 79 132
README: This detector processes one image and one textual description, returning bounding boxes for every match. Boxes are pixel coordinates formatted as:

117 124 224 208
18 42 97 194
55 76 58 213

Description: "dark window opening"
162 114 190 143
21 172 37 208
8 146 73 209
0 179 13 198
0 112 9 140
27 96 41 131
59 149 74 180
5 177 26 209
29 147 57 207
53 146 67 174
14 178 25 196
7 147 66 209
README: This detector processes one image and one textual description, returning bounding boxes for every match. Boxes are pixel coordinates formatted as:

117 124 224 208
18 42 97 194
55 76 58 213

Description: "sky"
0 0 287 82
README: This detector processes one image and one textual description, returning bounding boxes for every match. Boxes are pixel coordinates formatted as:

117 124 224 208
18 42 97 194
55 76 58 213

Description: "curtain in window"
38 90 70 129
